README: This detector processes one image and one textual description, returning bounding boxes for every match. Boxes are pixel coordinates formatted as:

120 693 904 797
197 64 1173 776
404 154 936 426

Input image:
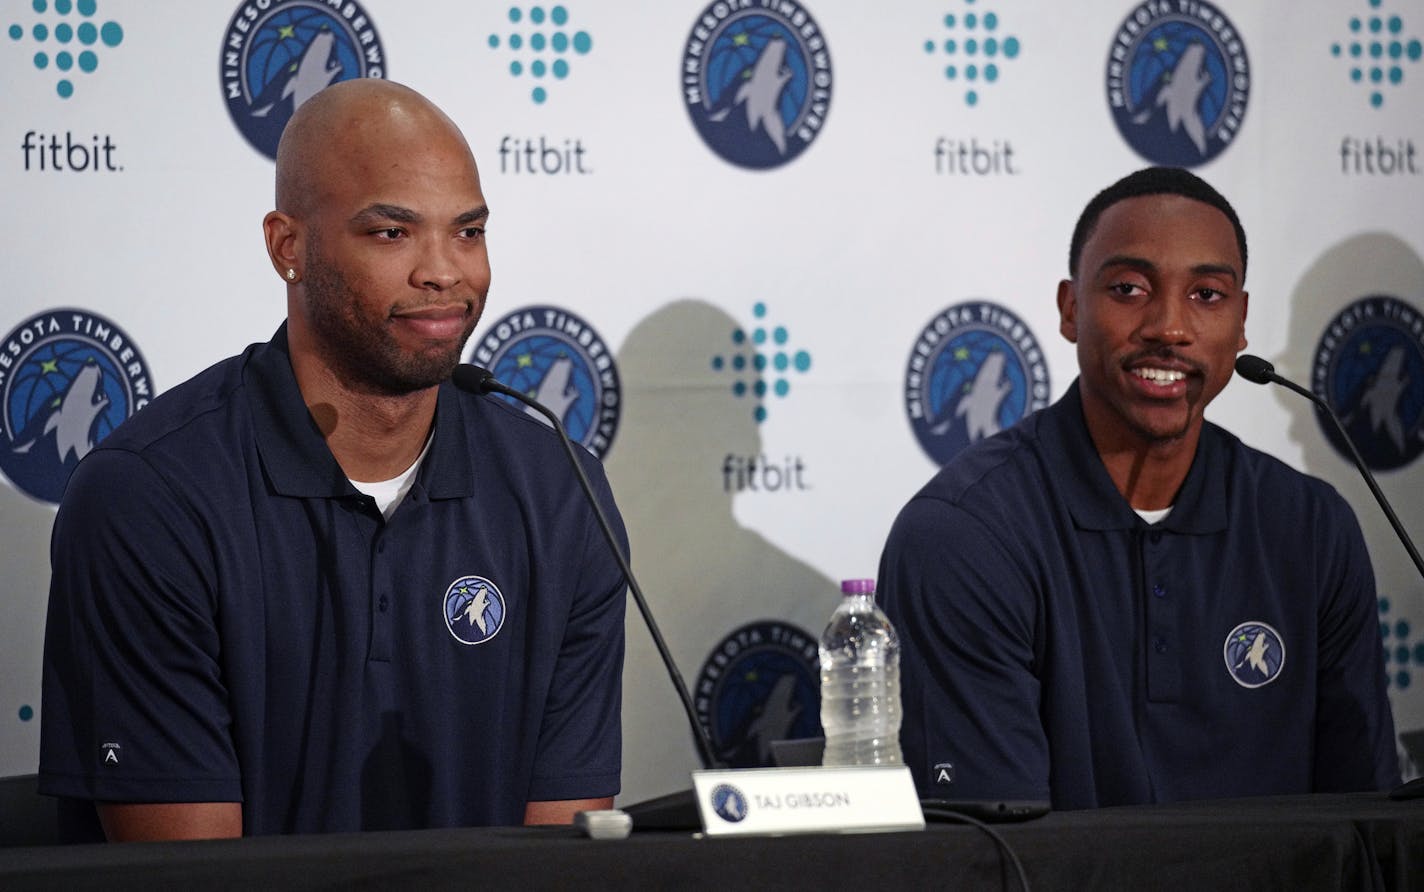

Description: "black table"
1 793 1419 890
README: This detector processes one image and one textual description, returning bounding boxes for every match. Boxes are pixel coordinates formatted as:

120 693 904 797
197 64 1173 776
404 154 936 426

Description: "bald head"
274 79 475 218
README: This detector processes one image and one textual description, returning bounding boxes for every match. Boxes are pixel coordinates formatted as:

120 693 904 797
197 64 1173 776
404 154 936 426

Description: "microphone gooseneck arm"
452 364 721 770
1234 354 1424 583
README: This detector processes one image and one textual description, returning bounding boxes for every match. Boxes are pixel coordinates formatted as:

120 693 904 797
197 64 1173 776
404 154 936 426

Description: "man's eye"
1109 283 1144 297
1194 288 1225 303
460 227 485 239
373 228 404 239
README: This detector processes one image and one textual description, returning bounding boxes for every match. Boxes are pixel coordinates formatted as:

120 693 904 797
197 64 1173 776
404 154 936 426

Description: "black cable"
920 807 1032 892
452 365 720 770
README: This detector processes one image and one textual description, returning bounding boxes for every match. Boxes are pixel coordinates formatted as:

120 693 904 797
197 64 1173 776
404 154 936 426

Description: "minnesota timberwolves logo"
1105 2 1250 167
468 305 621 459
443 575 506 646
1223 621 1285 689
1311 295 1424 471
220 0 386 160
695 621 821 769
0 309 152 504
681 0 833 170
710 783 748 823
904 301 1050 466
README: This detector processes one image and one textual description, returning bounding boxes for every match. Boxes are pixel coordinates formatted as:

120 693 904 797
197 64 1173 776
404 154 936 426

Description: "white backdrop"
2 0 1421 807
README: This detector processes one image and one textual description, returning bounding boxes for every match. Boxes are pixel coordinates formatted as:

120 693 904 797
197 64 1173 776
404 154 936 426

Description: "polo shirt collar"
246 324 474 500
1043 379 1228 535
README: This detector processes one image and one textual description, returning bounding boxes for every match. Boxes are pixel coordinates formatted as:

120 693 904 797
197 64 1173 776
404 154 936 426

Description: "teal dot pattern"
1380 596 1421 690
711 303 812 425
924 0 1021 107
1330 1 1421 108
6 0 122 99
487 4 591 105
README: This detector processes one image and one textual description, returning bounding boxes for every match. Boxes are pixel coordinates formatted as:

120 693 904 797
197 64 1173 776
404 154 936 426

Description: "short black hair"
1067 166 1247 282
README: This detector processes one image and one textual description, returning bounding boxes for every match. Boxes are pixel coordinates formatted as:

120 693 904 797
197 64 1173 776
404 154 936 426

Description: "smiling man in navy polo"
881 167 1400 808
39 80 627 840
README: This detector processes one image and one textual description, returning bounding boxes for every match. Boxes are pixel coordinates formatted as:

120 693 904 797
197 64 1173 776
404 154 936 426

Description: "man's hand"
524 797 614 825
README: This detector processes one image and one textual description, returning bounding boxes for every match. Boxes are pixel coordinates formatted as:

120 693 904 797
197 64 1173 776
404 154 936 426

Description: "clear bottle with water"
819 578 903 766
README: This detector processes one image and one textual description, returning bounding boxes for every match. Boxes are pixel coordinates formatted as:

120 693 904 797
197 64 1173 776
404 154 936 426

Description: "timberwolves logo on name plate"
695 621 821 769
1105 2 1250 167
0 308 152 504
220 0 386 160
904 301 1050 466
1223 621 1285 689
468 305 621 459
681 0 833 170
443 575 506 646
710 783 748 823
1312 295 1424 471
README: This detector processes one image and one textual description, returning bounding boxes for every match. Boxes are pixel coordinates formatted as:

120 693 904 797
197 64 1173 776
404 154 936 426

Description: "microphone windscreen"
452 364 497 395
1234 354 1276 385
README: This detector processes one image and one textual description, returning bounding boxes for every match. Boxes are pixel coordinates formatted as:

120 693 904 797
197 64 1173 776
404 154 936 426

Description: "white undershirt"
349 433 434 520
1135 506 1174 525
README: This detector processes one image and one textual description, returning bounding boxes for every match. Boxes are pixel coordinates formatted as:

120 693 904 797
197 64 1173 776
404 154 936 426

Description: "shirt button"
1153 637 1168 654
376 541 386 554
379 595 390 613
1152 583 1166 598
1149 531 1163 544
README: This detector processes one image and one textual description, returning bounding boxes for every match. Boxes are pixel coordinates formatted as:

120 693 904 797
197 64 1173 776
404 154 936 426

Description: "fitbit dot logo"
922 1 1022 108
904 301 1049 466
468 305 621 459
486 4 593 105
220 0 386 161
1105 2 1250 167
695 621 821 769
1380 595 1422 691
1311 295 1424 471
710 302 812 425
0 308 153 504
1330 1 1422 109
6 0 124 99
681 0 833 170
443 575 507 646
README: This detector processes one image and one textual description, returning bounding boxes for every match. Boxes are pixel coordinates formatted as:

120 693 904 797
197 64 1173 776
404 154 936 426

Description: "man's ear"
1057 279 1079 344
263 211 303 282
1237 290 1249 352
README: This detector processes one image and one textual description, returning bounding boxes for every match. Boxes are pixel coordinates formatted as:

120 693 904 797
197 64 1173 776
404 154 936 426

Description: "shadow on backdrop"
606 299 834 805
1276 232 1424 776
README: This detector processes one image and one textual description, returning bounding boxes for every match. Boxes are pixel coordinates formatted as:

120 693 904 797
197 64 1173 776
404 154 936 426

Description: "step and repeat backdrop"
3 0 1422 805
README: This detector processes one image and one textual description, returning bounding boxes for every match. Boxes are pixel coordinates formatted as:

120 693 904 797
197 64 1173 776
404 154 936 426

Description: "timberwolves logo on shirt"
710 783 748 823
1311 295 1424 471
681 0 833 170
443 575 506 646
904 301 1050 466
1223 621 1285 689
695 621 821 769
468 305 621 459
1105 2 1250 167
0 308 152 504
219 0 386 160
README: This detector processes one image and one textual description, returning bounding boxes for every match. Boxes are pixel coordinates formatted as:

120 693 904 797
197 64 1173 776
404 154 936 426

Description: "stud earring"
286 268 297 281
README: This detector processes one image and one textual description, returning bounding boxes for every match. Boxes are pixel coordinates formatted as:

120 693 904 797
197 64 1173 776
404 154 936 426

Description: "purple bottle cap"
840 579 875 595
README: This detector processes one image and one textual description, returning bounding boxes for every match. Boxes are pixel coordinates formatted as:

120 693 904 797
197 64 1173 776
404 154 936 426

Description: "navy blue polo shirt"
39 326 626 833
880 380 1399 809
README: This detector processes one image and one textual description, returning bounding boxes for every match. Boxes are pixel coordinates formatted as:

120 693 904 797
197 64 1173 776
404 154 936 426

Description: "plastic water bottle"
819 578 903 766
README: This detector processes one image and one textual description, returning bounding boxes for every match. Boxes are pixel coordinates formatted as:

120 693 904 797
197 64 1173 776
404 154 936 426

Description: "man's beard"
301 252 478 396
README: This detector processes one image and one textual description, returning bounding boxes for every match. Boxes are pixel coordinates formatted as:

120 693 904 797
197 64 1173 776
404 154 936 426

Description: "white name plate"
691 765 925 837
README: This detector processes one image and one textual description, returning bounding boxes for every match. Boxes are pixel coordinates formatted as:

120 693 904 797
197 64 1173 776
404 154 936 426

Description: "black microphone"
451 364 721 771
1234 353 1424 582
